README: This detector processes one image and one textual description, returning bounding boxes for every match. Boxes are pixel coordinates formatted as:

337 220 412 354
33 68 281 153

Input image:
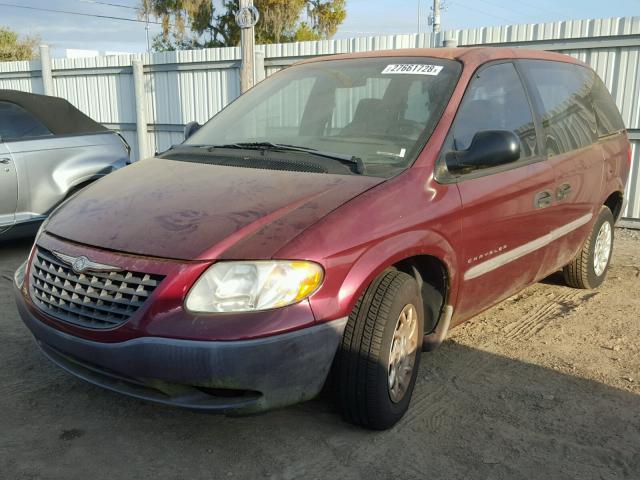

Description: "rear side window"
0 101 51 140
590 76 626 136
445 61 538 165
521 60 597 156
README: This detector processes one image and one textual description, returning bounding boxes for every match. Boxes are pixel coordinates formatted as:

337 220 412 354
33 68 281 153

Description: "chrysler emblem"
52 251 122 274
72 256 89 273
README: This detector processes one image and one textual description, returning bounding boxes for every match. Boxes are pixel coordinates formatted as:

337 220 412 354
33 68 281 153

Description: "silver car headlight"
185 261 324 313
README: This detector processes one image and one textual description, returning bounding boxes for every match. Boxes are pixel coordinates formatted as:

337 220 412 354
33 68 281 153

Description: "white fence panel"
0 15 638 222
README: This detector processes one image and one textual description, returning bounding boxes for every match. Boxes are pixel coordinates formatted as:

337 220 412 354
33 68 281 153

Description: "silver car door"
0 141 17 231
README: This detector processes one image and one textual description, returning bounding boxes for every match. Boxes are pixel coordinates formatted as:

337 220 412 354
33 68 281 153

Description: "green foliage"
141 0 347 51
0 26 39 61
254 0 306 43
293 22 320 41
307 0 346 39
151 31 198 51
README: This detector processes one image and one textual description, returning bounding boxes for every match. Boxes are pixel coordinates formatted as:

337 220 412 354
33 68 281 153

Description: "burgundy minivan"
14 48 630 429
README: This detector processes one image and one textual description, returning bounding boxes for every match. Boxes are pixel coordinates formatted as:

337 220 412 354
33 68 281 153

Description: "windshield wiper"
204 142 365 174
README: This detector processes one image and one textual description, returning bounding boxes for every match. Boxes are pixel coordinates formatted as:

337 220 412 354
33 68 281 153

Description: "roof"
0 89 108 136
296 47 586 70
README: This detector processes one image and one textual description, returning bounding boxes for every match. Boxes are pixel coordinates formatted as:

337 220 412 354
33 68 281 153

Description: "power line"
75 0 138 10
472 0 530 21
507 0 575 20
475 0 574 22
453 0 521 25
0 2 161 24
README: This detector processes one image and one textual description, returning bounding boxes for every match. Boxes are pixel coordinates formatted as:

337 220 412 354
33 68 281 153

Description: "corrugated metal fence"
0 16 639 224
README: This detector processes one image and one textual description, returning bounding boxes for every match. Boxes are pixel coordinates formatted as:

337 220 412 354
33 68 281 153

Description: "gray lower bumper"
15 281 347 413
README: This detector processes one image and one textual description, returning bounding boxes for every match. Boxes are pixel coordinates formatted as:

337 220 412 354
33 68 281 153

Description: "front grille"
29 247 164 329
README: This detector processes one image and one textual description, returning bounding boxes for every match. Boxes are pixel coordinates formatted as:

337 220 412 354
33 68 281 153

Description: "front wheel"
563 206 615 289
336 270 424 430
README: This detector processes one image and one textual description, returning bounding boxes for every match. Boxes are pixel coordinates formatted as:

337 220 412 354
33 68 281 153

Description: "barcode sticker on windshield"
382 64 443 75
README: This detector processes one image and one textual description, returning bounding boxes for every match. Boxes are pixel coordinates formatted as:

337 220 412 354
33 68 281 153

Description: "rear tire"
336 270 424 430
563 206 615 289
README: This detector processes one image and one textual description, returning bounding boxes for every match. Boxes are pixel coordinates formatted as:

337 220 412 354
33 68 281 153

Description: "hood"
46 158 383 260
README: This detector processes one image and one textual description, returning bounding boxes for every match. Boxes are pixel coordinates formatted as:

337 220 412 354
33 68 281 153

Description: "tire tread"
563 206 614 289
337 270 416 429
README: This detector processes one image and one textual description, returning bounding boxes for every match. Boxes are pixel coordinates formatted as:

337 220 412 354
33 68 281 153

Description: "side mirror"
446 130 520 172
183 121 201 141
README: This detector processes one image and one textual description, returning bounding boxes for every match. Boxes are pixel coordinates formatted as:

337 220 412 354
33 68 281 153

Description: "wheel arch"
604 190 625 221
326 229 459 328
393 255 449 334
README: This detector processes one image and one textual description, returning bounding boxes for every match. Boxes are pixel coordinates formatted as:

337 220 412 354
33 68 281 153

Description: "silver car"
0 90 130 239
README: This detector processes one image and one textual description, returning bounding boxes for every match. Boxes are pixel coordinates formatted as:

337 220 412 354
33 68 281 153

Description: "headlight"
185 261 324 313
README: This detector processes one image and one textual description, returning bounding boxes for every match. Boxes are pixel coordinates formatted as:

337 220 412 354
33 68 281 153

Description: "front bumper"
15 274 347 414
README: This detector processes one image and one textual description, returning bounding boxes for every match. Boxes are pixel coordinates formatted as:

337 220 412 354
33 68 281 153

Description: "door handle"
534 190 553 209
556 183 572 201
0 158 10 164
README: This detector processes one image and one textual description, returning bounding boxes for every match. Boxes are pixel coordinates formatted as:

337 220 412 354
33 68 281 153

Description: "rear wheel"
563 206 615 289
336 270 424 430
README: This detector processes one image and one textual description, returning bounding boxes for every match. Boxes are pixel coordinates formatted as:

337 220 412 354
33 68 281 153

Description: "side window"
522 60 597 156
590 76 626 136
0 101 51 140
446 62 538 169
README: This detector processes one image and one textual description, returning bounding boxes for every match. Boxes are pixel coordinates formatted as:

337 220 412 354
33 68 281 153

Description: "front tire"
336 270 424 430
563 206 615 289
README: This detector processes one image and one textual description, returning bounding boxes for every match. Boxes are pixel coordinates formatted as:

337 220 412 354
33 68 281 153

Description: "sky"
1 0 638 57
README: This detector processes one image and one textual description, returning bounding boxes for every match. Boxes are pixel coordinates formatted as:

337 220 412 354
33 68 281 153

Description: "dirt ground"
1 231 639 480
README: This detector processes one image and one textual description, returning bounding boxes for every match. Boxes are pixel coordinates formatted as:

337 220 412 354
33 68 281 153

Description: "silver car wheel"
388 303 419 403
593 221 612 277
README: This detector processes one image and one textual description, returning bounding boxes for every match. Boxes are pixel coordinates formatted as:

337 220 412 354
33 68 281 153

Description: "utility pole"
237 0 260 93
145 11 150 52
432 0 441 34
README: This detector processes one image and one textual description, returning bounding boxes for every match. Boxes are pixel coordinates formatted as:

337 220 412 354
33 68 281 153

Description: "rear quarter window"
590 76 626 136
0 101 51 141
521 60 597 156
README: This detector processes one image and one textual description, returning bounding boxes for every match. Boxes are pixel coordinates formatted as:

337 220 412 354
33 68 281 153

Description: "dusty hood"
45 158 383 260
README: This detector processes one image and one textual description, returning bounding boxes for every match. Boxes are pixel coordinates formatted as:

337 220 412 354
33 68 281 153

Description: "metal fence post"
132 58 148 161
254 50 265 83
443 33 458 48
39 45 54 96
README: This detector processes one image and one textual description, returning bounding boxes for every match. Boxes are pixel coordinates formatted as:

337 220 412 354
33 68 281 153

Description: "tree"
139 0 347 51
307 0 346 39
0 27 39 61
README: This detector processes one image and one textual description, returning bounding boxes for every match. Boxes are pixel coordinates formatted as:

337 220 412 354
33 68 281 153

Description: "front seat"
341 98 396 137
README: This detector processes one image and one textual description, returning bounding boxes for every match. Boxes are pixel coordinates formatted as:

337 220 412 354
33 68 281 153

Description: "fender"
11 136 127 217
307 228 460 323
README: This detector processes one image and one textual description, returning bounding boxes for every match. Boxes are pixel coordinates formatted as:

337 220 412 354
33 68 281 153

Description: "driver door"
440 62 556 323
0 141 17 231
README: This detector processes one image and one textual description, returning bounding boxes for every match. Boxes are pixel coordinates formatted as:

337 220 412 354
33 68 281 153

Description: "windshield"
184 57 462 177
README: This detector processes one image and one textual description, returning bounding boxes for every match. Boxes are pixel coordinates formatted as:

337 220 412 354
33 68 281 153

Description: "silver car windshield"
184 57 462 177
